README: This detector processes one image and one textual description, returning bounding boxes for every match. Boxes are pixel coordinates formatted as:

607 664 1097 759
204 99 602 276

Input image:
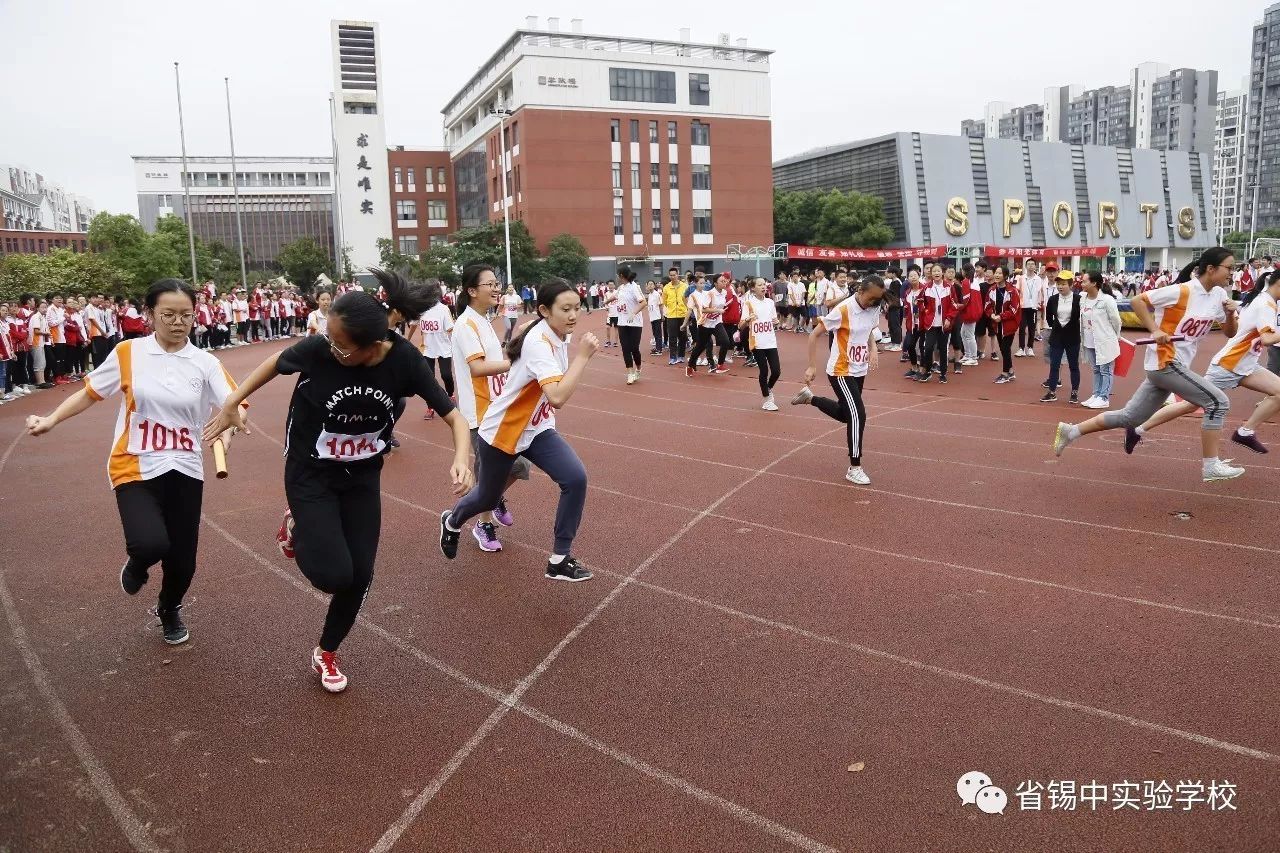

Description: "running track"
1 311 1277 853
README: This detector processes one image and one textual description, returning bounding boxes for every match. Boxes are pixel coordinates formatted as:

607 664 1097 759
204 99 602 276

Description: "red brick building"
386 147 455 257
0 229 89 257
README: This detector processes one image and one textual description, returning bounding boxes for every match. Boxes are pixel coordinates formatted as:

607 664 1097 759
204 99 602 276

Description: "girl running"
1126 269 1280 454
451 264 529 553
740 277 781 410
986 266 1021 384
615 265 646 385
687 275 730 376
1053 248 1242 481
439 279 599 582
26 279 242 645
203 269 472 693
791 275 887 485
501 285 522 344
417 284 455 420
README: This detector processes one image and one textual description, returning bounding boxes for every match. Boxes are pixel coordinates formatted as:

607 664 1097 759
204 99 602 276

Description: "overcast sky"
1 0 1263 216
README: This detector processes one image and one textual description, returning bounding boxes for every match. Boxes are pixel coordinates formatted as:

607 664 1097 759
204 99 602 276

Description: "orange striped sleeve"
107 343 141 488
1217 332 1259 373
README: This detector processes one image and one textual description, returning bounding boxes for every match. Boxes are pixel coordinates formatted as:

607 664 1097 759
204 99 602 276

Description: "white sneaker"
762 395 779 411
845 465 871 485
1203 460 1245 482
790 386 813 406
625 370 637 385
1053 422 1075 457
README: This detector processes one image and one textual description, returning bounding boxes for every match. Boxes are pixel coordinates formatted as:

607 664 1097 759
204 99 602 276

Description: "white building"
330 20 393 281
1 163 96 232
1214 84 1249 239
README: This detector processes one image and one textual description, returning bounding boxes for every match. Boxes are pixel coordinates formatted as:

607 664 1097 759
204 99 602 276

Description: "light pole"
173 62 199 283
224 78 249 292
489 106 515 288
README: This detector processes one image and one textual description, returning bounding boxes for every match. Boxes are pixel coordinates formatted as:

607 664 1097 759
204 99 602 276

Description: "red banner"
982 245 1111 259
787 244 948 262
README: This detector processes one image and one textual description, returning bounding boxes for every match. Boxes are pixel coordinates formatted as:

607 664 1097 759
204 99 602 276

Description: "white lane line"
200 516 839 853
0 433 163 853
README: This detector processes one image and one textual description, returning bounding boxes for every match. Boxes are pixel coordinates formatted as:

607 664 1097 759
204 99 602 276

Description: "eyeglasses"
157 312 195 325
324 335 352 359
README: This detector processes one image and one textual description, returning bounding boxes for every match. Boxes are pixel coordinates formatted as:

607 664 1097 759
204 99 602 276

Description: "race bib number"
752 320 774 335
1177 317 1214 339
530 400 554 428
315 428 384 461
421 320 441 332
704 311 722 322
127 416 196 454
490 372 507 397
849 344 871 365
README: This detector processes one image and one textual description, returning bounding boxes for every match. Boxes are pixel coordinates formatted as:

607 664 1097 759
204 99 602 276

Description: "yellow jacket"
661 282 688 318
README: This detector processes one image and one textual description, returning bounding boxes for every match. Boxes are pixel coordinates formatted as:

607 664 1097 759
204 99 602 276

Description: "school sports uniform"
743 294 781 404
1208 292 1277 388
451 306 532 484
616 280 646 372
808 295 883 470
417 302 455 399
688 287 730 370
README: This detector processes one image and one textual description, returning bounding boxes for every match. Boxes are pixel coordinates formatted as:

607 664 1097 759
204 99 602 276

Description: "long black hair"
617 264 637 283
1175 247 1234 284
144 278 197 309
1085 271 1114 296
333 268 438 348
455 263 496 318
506 278 574 361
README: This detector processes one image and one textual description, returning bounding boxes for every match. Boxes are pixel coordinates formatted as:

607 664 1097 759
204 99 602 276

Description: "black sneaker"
439 510 460 559
938 376 948 384
545 556 593 582
388 437 401 449
1124 427 1142 455
903 369 917 378
1042 380 1051 389
917 373 930 383
156 605 189 645
1040 391 1058 403
120 560 148 595
1230 428 1269 454
1069 391 1079 404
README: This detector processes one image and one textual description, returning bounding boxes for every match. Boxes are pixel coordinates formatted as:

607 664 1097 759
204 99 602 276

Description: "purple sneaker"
472 522 502 552
492 498 515 528
1124 427 1142 455
1230 428 1269 454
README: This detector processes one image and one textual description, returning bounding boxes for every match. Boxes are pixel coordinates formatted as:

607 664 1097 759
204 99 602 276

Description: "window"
396 200 417 220
632 210 642 235
437 167 445 187
511 121 519 145
689 73 710 106
651 208 662 233
429 234 447 248
693 209 712 234
649 121 658 143
398 236 419 255
691 164 711 190
427 200 447 221
344 102 377 115
514 166 521 194
611 119 621 142
407 168 416 191
630 163 640 189
614 211 624 235
691 121 710 146
503 125 510 153
667 121 678 143
670 208 681 234
630 119 640 143
650 164 660 189
609 68 677 103
669 164 679 188
612 163 622 189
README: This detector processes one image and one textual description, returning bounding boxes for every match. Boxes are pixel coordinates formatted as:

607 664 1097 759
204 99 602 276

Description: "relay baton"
213 438 229 479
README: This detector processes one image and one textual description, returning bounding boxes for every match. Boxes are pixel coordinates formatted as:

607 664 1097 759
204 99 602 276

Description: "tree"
543 233 589 282
773 189 827 245
276 237 332 290
87 212 182 289
0 249 132 302
811 190 895 248
446 220 542 284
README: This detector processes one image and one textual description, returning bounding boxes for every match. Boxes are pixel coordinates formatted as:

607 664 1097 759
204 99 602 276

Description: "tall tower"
330 20 392 280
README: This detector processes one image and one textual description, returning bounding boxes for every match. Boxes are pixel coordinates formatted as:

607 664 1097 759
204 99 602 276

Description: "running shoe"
845 465 871 485
37 382 54 389
1052 422 1074 457
155 605 189 645
668 357 678 366
938 376 949 385
472 522 502 552
1015 348 1026 357
626 370 637 385
311 647 348 693
1080 396 1100 408
790 386 813 406
423 409 435 420
904 369 918 378
493 498 515 527
685 366 696 378
277 510 295 559
1025 349 1036 358
1124 427 1142 455
698 358 710 367
762 395 779 412
1230 429 1269 454
744 358 758 368
545 556 593 582
989 352 999 361
711 365 730 375
1069 392 1079 405
994 373 1011 384
917 373 931 383
1042 380 1052 389
120 560 148 595
1203 459 1245 482
439 510 460 559
1040 391 1058 403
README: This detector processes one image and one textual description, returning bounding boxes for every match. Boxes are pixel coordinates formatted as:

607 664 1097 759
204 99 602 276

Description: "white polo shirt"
478 321 568 454
418 303 454 359
1138 280 1230 371
822 295 882 377
450 306 506 429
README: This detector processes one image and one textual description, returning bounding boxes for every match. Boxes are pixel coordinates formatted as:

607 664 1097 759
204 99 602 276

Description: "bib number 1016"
128 417 195 453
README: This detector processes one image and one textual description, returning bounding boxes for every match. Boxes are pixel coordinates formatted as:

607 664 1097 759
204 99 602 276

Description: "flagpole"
328 94 344 281
224 77 249 290
173 62 199 283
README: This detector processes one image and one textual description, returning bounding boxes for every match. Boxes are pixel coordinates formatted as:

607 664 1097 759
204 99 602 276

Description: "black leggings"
665 318 686 358
920 328 949 378
423 355 455 397
689 325 730 368
1018 308 1038 350
285 456 382 652
618 325 643 369
114 471 203 612
755 348 780 397
236 321 249 342
999 334 1015 373
810 375 867 465
650 318 665 351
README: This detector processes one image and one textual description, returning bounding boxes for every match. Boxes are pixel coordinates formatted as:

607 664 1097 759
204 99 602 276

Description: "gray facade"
1066 86 1133 147
1150 69 1218 153
773 132 1215 268
998 104 1044 141
1244 3 1280 232
960 119 985 138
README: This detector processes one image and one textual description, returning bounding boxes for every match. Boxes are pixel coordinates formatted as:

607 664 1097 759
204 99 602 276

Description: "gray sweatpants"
1101 362 1230 431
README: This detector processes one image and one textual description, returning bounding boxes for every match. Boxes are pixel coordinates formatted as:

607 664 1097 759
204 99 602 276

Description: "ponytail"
506 278 574 361
1085 271 1113 296
455 264 496 318
333 268 439 348
1175 247 1234 284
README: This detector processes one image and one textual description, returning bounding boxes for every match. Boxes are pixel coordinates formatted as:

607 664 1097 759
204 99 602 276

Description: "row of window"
486 121 521 161
397 235 448 255
184 172 331 188
610 162 711 190
392 166 448 192
608 68 710 106
611 208 712 236
610 118 711 146
1 236 88 255
395 199 449 220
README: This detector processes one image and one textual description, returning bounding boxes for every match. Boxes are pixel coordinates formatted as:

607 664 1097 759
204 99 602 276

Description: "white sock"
1202 457 1218 469
548 554 566 565
1238 426 1256 436
1065 424 1082 441
445 513 460 532
1135 426 1146 436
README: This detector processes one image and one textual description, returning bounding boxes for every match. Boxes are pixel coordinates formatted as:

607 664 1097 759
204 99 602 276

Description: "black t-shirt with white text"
277 331 454 465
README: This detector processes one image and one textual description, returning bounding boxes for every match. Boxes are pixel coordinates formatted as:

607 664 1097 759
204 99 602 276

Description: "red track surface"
2 311 1278 852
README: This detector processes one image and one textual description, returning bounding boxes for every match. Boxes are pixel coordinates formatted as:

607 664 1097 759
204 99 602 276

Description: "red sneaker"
711 365 730 375
423 408 434 420
685 366 695 378
277 509 295 559
310 646 348 693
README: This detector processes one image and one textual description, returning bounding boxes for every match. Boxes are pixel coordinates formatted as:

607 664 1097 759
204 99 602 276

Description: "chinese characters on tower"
355 135 373 213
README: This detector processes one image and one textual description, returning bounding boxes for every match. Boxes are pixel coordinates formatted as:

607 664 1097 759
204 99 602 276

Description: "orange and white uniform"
478 322 567 454
451 306 506 429
28 310 48 348
85 334 243 488
1137 280 1231 371
691 287 725 328
742 294 778 350
46 304 65 344
1212 292 1277 376
418 303 454 359
821 295 882 377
